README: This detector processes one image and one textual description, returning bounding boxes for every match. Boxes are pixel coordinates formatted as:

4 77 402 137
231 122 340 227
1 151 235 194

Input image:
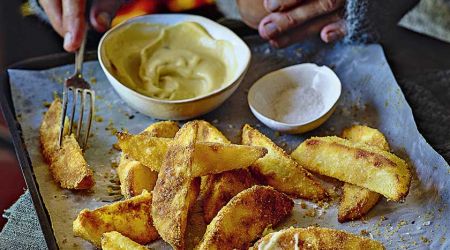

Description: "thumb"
89 0 123 33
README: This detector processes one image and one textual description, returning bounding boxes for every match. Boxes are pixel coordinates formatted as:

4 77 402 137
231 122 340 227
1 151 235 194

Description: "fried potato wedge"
152 122 199 250
101 231 148 250
342 125 390 151
202 169 257 224
252 227 384 249
73 190 158 247
196 185 293 250
51 134 94 189
242 124 327 200
117 154 158 199
142 120 180 137
339 184 381 222
194 121 258 224
117 121 179 198
291 136 411 201
116 133 267 177
40 98 65 161
40 99 94 189
339 125 388 222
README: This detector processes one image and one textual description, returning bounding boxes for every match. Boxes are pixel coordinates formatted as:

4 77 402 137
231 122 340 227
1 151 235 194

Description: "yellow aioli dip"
104 22 237 100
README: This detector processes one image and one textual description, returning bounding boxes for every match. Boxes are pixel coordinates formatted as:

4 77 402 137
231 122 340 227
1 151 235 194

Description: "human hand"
39 0 122 52
259 0 346 48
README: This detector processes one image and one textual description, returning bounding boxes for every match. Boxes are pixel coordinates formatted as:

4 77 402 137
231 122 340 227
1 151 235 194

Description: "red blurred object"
0 111 26 230
112 0 216 27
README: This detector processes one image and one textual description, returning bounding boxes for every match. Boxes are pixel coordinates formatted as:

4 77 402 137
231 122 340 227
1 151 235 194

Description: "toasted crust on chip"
252 227 384 249
196 185 293 250
338 125 387 222
117 154 158 199
202 169 257 224
342 125 390 151
116 133 267 177
40 98 64 162
142 120 180 137
73 190 158 247
339 183 381 222
51 134 94 189
151 122 199 250
101 231 148 250
40 99 94 189
117 121 179 198
193 121 259 223
242 124 327 200
291 136 411 201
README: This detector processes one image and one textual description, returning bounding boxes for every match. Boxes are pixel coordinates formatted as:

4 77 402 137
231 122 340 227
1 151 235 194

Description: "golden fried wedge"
117 154 158 199
142 120 180 137
101 231 148 250
116 133 267 177
338 125 388 222
40 99 94 189
50 134 94 189
117 121 179 198
73 190 158 247
252 227 384 249
291 136 411 201
194 121 258 224
40 98 65 161
152 122 199 250
342 125 390 151
202 169 257 224
339 184 381 223
241 124 327 200
196 185 293 250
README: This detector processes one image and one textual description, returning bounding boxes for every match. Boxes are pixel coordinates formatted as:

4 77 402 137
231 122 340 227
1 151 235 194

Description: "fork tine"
59 86 69 147
68 87 78 135
76 88 85 141
83 90 95 150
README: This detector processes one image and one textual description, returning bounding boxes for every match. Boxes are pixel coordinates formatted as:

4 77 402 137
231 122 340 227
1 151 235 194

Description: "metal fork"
59 31 95 150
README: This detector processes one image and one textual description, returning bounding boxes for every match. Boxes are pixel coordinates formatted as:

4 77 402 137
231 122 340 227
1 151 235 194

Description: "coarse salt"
272 85 324 124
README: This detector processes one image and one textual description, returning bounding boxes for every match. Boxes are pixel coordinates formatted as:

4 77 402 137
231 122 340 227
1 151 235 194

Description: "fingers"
269 11 342 48
62 0 87 52
259 0 345 39
39 0 64 36
90 0 123 32
320 19 346 43
264 0 303 12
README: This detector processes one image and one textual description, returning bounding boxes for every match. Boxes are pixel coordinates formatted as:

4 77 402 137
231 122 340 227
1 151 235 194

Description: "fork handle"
74 28 87 77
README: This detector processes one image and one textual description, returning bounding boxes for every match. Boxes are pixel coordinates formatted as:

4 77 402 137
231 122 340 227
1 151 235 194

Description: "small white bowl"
248 63 341 134
98 14 251 120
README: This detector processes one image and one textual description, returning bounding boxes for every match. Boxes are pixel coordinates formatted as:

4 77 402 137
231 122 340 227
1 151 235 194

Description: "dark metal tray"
0 52 98 250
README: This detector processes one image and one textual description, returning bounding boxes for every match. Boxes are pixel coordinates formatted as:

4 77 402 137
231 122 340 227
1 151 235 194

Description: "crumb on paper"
304 208 316 217
94 115 104 123
300 203 307 209
360 229 369 236
43 101 51 108
420 236 430 244
105 119 118 135
89 77 97 84
111 160 118 168
112 143 120 151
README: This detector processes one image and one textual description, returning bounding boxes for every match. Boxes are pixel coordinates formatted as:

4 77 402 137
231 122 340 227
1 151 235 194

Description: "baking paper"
9 37 450 249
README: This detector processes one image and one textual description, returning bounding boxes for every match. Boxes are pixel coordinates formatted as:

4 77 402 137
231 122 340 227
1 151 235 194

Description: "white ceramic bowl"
98 14 251 120
248 63 341 134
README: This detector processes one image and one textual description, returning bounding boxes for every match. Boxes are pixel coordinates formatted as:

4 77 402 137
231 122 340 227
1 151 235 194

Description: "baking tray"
0 52 98 250
3 36 450 249
0 21 257 249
